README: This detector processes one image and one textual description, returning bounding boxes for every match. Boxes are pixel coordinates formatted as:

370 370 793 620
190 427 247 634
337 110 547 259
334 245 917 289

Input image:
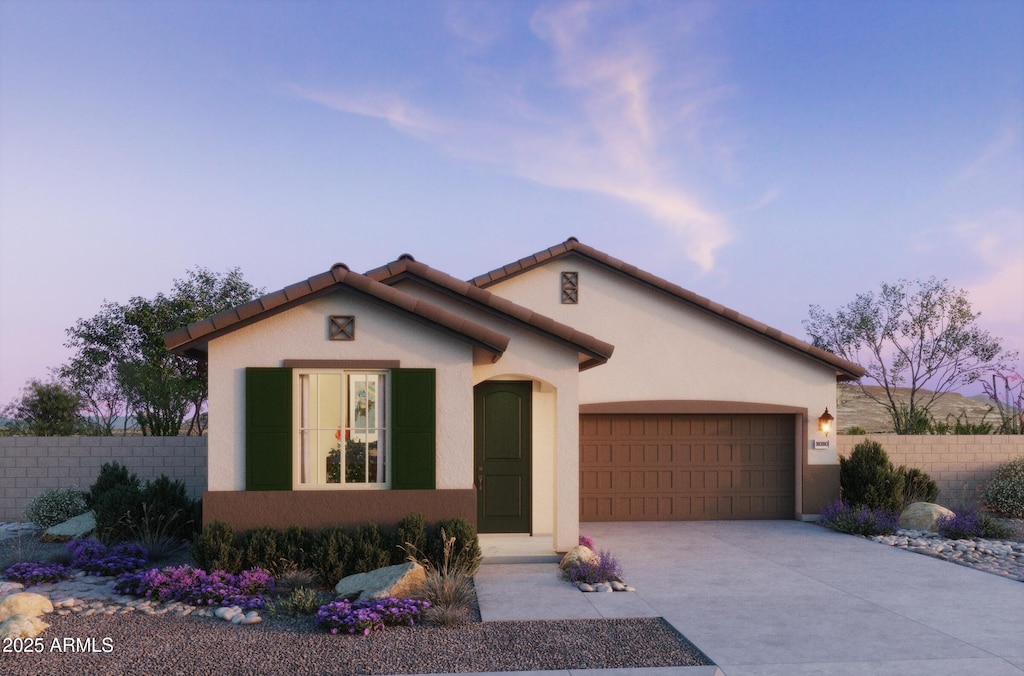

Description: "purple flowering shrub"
578 535 595 549
316 597 430 636
114 565 274 611
563 549 623 585
66 537 149 576
4 561 72 585
819 499 899 536
934 509 1012 540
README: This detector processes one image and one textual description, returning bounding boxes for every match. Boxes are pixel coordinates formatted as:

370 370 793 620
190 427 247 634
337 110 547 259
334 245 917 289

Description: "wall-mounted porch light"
818 407 835 436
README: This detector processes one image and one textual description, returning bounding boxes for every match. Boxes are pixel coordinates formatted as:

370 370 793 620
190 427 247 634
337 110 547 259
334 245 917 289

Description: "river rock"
334 562 426 601
900 502 955 532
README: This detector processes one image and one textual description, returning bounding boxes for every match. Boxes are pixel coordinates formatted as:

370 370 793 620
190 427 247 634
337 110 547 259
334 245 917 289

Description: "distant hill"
837 384 1003 434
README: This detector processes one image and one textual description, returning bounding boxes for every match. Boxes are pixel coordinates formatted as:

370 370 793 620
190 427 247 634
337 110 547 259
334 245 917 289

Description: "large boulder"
0 592 53 623
41 511 95 542
900 502 955 532
558 545 598 571
334 562 426 602
0 592 53 640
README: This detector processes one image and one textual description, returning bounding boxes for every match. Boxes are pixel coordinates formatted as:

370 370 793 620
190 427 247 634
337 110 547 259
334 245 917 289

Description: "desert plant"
979 456 1024 518
4 561 72 585
316 597 430 635
898 466 939 508
241 527 282 575
310 526 354 588
125 503 190 561
191 521 243 573
404 528 477 626
88 462 140 508
937 510 1013 540
396 513 427 564
24 487 88 529
92 482 145 544
428 517 481 576
351 523 392 574
840 439 905 512
278 525 314 571
562 549 624 585
275 567 319 594
137 475 200 541
66 537 148 575
819 499 900 536
271 586 331 617
845 425 868 436
115 565 274 611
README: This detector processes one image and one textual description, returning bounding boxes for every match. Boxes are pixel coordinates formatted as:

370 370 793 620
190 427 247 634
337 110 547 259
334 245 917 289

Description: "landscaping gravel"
2 612 713 674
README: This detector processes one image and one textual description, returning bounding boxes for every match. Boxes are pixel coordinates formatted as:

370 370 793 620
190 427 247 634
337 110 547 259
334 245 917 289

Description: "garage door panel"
581 413 795 521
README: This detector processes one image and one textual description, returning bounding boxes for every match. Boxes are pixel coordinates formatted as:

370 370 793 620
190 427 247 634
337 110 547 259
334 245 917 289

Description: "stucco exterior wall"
838 435 1024 509
389 279 582 551
207 288 475 492
483 256 844 466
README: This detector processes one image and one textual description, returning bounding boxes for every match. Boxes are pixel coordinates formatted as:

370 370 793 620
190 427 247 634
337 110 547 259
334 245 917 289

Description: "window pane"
346 439 367 483
319 374 343 431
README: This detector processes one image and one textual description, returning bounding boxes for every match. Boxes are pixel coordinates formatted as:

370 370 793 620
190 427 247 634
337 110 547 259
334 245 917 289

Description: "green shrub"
351 522 393 573
92 482 144 543
191 521 243 573
24 487 88 529
840 439 905 512
241 527 282 574
898 466 939 508
396 513 427 564
278 525 314 571
270 586 330 617
137 475 200 542
310 526 353 588
88 462 139 508
980 456 1024 518
845 425 868 436
428 517 481 576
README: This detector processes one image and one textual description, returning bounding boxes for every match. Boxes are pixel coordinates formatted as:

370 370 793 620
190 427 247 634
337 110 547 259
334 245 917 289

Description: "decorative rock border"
0 573 263 625
576 580 635 593
871 529 1024 582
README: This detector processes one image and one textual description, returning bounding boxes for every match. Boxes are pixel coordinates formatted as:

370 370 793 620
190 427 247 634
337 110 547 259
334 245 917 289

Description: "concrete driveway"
473 521 1024 676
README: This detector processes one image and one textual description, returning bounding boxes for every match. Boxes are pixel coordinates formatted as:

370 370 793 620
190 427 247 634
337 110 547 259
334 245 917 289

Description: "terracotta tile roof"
164 263 511 359
365 254 614 371
469 237 866 382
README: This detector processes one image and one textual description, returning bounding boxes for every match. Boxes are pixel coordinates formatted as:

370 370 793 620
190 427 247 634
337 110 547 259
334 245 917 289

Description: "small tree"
983 372 1023 435
61 267 262 435
805 278 1018 434
2 379 88 436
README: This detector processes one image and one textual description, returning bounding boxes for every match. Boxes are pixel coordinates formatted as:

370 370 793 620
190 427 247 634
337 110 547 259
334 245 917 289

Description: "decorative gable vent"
329 315 355 340
561 271 579 304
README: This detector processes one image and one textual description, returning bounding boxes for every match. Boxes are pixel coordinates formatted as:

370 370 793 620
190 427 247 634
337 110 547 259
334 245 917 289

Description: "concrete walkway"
461 521 1024 676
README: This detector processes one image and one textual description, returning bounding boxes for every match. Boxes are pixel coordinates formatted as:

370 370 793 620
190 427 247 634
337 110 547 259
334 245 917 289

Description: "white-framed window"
295 370 388 488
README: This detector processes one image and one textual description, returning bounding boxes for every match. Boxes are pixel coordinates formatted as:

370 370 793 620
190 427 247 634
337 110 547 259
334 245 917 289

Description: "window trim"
292 368 392 491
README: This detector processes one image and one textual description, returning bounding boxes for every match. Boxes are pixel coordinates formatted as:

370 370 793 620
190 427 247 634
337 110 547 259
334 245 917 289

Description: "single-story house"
165 238 863 552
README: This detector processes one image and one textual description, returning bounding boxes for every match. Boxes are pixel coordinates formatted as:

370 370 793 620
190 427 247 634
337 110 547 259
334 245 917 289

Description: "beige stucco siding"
484 256 841 467
206 289 474 492
388 279 582 550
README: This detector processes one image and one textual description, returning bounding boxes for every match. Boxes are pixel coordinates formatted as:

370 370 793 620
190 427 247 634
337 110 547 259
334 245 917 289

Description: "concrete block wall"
0 437 207 523
838 435 1024 510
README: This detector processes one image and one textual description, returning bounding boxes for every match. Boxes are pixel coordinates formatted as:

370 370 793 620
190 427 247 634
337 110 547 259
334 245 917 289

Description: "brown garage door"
580 413 795 520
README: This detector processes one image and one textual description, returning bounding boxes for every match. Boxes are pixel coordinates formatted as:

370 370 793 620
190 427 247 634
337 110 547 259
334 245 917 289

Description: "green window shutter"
245 367 292 491
391 368 436 489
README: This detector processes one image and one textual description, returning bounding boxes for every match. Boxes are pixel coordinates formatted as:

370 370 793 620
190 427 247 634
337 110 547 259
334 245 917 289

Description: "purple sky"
1 0 1022 408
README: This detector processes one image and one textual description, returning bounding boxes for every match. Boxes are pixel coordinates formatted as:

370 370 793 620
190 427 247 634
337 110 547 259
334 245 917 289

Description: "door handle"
476 466 484 491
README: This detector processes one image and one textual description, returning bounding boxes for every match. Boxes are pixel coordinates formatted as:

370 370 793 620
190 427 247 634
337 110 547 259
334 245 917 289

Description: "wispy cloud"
291 1 735 272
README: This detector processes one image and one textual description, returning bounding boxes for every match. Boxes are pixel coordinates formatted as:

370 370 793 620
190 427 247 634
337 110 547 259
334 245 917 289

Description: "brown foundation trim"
283 360 401 369
580 400 806 415
202 489 477 532
802 464 840 517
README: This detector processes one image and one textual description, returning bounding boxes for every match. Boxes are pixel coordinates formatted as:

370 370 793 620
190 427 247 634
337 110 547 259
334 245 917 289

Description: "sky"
1 0 1022 408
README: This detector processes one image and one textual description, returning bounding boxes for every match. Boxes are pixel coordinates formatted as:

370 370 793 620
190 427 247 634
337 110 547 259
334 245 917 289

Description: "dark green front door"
474 381 532 533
